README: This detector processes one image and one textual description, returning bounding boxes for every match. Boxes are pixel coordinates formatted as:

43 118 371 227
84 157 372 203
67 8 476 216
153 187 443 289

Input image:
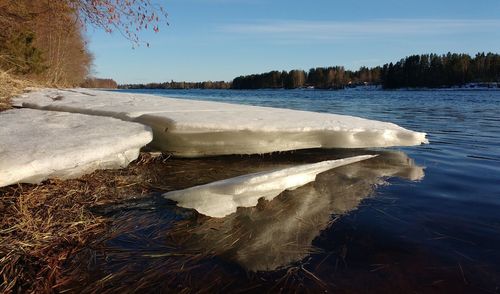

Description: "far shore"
116 82 500 91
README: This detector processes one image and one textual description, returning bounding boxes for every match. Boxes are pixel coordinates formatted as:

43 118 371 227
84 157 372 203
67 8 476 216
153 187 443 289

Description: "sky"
87 0 500 84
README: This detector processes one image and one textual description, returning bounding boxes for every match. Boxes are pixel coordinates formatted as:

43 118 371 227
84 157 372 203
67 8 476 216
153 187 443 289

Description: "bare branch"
67 0 169 45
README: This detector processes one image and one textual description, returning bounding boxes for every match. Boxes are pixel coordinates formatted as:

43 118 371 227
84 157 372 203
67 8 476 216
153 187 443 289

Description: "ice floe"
13 89 428 157
163 155 376 217
167 150 424 271
0 109 152 187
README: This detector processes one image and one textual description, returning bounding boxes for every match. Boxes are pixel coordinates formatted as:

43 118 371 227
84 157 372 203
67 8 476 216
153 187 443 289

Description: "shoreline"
117 83 500 91
0 148 419 292
0 152 170 292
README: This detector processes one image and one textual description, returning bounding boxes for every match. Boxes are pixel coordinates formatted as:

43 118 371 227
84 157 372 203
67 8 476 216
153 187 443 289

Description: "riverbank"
0 78 166 291
0 152 173 292
0 71 34 111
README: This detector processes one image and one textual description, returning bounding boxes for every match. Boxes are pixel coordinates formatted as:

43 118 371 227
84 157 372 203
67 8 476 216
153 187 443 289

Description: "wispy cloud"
218 19 500 41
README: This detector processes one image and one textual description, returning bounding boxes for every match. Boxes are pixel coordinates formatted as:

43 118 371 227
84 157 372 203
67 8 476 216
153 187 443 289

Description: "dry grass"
0 152 170 293
0 70 37 111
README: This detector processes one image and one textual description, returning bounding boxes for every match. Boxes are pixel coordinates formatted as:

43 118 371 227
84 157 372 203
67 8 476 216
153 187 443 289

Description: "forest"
122 52 500 90
122 67 381 90
0 1 92 86
81 78 118 89
381 53 500 88
231 53 500 89
0 0 165 101
231 66 381 89
121 80 231 89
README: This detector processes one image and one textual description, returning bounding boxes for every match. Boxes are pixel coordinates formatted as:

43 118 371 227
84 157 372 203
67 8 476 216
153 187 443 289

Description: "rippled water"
72 88 500 293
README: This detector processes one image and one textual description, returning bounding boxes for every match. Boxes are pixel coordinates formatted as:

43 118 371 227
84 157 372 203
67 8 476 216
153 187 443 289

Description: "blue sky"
87 0 500 84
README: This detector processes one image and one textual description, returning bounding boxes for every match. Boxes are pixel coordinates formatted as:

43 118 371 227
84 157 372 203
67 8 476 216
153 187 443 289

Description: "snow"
163 155 376 218
0 109 152 187
13 89 428 157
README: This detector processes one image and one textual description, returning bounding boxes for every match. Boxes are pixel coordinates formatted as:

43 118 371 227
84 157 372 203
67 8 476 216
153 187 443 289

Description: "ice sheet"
163 155 376 217
13 89 428 157
0 109 152 187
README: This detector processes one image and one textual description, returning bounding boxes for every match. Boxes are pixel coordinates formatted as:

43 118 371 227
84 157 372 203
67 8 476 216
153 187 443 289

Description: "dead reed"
0 70 37 111
0 152 169 293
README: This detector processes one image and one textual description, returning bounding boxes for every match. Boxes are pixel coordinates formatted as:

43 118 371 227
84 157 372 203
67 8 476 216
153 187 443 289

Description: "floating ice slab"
176 150 424 271
0 109 152 187
13 89 428 157
163 155 376 217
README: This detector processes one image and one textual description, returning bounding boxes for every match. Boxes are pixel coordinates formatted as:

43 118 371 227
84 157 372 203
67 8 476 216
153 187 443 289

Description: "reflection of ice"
163 155 375 218
172 150 424 271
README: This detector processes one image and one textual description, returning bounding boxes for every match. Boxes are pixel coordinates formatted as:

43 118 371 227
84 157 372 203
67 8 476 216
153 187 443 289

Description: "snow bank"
13 89 428 157
163 155 376 217
0 109 152 187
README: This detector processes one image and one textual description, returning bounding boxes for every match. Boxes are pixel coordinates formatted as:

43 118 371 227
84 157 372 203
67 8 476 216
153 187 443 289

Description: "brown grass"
0 152 170 293
0 70 36 111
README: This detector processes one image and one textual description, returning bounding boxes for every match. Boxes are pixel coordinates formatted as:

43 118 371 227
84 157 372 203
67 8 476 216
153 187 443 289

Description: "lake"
71 88 500 293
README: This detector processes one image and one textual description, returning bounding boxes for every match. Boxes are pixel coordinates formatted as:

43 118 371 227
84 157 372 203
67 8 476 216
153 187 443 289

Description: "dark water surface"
71 89 500 293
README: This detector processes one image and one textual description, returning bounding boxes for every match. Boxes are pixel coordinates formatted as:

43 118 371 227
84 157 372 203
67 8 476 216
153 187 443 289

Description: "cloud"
218 19 500 41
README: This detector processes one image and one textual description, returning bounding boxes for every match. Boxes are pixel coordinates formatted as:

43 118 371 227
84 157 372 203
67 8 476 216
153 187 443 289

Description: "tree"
67 0 169 45
0 0 168 86
379 53 500 89
282 70 304 89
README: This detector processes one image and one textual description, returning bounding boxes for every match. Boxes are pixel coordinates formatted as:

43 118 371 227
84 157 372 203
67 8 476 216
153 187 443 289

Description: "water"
70 88 500 293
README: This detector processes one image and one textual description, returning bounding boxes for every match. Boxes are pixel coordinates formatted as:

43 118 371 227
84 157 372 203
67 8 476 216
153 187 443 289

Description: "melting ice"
163 155 376 217
13 89 428 157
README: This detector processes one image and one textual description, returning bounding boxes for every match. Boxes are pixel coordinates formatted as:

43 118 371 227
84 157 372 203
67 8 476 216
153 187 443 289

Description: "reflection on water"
173 150 423 272
63 149 424 292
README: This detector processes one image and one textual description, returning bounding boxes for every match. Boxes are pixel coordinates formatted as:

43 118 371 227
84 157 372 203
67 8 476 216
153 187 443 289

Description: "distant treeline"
232 67 380 89
81 78 118 89
119 52 500 90
381 53 500 88
233 53 500 89
120 80 231 90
